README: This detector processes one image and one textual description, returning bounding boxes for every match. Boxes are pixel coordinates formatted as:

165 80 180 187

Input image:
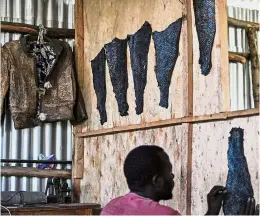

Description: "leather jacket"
1 35 87 129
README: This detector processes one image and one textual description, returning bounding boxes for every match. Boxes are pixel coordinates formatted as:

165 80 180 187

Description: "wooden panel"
191 116 259 215
193 0 230 115
82 0 189 132
80 124 188 214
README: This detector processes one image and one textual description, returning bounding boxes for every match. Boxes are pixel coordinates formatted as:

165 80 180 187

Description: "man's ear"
152 175 164 189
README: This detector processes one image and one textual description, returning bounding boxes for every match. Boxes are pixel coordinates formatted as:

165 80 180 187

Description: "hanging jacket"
1 35 87 129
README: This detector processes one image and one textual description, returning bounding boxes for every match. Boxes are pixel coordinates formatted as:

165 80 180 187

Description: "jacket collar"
20 35 63 58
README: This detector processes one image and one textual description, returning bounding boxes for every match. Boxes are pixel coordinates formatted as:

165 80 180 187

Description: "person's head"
123 145 174 202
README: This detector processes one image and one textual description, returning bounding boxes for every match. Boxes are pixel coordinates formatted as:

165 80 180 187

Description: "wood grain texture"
81 125 188 214
76 108 259 138
191 116 259 215
74 0 85 134
0 21 75 39
2 203 101 215
82 0 188 132
193 0 230 115
72 138 84 179
228 17 260 30
247 28 259 107
1 166 71 179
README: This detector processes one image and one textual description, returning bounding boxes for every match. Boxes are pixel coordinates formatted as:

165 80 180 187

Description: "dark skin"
131 151 259 215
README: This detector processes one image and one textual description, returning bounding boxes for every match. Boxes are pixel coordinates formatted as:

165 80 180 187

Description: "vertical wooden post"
186 0 193 214
73 0 85 202
247 28 259 107
218 0 230 111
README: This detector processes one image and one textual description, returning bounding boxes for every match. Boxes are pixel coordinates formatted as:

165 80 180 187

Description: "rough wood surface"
1 166 72 179
191 116 259 215
186 0 193 213
81 0 188 132
2 203 101 215
247 28 259 107
193 0 230 115
76 108 259 138
229 52 247 64
228 17 260 30
72 138 84 179
0 21 75 39
81 125 188 214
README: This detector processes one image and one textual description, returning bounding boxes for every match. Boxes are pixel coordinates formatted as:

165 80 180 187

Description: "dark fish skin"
104 38 129 116
193 0 216 76
223 128 254 215
91 48 107 125
127 21 152 115
152 17 182 108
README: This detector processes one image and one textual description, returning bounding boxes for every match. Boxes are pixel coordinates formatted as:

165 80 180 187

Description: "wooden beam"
72 138 84 179
72 0 85 204
1 22 75 39
228 17 259 30
186 0 193 213
229 52 247 64
229 51 250 58
247 28 259 107
76 108 259 138
1 166 72 179
220 1 230 113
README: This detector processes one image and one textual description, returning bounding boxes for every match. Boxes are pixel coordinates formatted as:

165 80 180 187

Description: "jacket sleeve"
1 45 12 116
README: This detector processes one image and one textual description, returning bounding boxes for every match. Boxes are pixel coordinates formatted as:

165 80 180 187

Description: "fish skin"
105 38 129 116
223 128 254 215
193 0 216 76
152 18 182 108
91 48 107 125
127 21 152 115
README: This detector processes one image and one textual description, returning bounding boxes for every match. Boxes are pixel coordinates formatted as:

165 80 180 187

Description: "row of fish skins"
193 0 216 76
91 18 182 124
91 3 216 124
223 127 254 215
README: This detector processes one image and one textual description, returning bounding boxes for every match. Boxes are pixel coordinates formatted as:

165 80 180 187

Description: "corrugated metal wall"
0 0 75 193
227 0 260 110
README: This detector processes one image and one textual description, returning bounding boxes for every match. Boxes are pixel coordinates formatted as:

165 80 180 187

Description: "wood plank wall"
73 0 259 214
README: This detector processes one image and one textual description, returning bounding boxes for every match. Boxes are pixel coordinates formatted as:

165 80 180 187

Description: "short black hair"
123 145 164 190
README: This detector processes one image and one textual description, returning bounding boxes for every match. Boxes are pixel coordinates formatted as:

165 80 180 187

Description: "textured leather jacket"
1 35 87 129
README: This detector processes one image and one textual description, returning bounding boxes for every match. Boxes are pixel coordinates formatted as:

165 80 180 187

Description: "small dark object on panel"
193 0 216 76
127 21 152 115
91 48 107 125
152 17 182 108
223 128 254 215
105 38 129 116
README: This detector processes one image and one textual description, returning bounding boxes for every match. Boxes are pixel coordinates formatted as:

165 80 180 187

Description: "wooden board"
2 203 101 215
80 124 189 214
82 0 189 132
191 115 259 215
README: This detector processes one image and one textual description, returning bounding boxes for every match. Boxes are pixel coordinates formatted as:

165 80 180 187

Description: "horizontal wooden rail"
228 17 259 30
76 108 259 138
229 52 249 64
1 22 75 39
1 166 72 179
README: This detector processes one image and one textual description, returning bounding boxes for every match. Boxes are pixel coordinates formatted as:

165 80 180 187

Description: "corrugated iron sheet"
227 3 259 110
0 0 74 193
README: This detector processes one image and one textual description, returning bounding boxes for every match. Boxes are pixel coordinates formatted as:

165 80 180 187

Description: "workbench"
1 203 101 215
